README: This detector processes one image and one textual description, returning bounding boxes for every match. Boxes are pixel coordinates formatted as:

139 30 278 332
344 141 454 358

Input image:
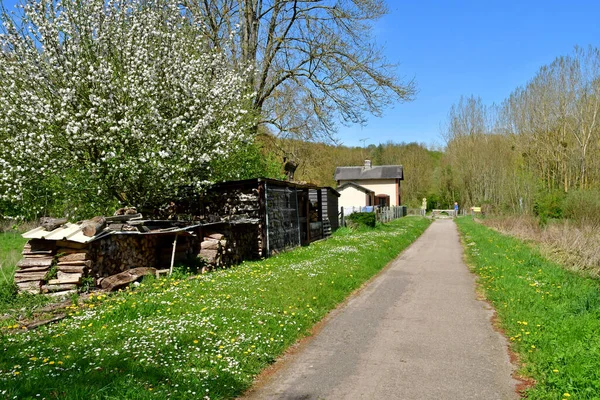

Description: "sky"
3 0 599 149
336 0 600 148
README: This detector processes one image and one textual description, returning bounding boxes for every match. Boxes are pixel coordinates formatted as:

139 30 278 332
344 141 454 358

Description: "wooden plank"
14 265 50 273
57 265 85 273
16 258 53 269
57 271 83 284
15 272 46 281
41 284 77 293
26 314 66 329
17 281 40 294
57 253 89 263
22 249 54 256
57 260 92 268
56 240 88 250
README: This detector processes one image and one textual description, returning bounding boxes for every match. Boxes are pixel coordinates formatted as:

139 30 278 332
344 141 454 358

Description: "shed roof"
22 220 201 244
336 182 375 194
334 165 403 181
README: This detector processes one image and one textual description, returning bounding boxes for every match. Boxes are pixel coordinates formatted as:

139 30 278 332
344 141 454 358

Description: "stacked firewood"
15 240 57 294
199 232 227 267
93 235 158 283
202 188 261 222
41 241 93 295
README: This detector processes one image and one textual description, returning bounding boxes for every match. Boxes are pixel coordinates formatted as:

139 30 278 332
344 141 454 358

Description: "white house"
334 160 404 209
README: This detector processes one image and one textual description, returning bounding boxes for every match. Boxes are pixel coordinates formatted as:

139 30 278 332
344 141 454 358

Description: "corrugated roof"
22 221 202 244
334 165 403 181
22 223 110 243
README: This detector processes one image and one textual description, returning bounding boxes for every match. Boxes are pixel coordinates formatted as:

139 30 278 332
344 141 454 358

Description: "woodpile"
198 223 262 268
100 267 157 291
15 240 56 294
93 235 158 283
202 187 261 222
43 241 94 295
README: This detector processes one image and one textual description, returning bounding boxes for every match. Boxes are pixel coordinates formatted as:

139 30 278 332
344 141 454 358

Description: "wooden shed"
200 178 339 256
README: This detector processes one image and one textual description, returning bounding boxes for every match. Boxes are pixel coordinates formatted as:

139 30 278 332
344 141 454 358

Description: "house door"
376 194 389 207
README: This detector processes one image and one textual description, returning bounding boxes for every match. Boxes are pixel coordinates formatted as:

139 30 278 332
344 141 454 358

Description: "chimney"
364 159 372 168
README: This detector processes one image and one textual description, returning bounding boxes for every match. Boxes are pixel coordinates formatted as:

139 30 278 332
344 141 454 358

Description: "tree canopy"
0 0 258 218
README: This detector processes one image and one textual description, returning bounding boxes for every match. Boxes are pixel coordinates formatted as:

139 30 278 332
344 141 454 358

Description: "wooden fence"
339 206 406 226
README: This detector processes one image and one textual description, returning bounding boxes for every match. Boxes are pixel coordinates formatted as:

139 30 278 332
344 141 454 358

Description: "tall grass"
481 215 600 277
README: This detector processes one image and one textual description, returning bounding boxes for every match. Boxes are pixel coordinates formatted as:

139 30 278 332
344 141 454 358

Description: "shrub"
346 212 376 228
533 190 565 225
563 189 600 227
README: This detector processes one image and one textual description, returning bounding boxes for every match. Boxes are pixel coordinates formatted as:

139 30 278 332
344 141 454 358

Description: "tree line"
443 46 600 222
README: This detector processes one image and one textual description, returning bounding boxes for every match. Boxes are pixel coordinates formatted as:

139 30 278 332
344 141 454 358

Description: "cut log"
100 267 157 291
41 284 77 293
200 239 220 250
114 207 138 216
106 213 142 222
205 233 225 240
57 265 85 274
57 271 83 284
47 279 60 285
39 217 68 231
16 258 53 269
15 272 48 282
81 216 106 237
199 249 218 263
57 253 89 262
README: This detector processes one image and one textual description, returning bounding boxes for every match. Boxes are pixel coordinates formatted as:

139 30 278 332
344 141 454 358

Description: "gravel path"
242 219 518 400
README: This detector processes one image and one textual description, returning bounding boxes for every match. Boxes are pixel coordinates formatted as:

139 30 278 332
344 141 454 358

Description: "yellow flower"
553 369 559 373
193 340 199 344
216 354 222 359
13 371 20 375
49 361 55 365
563 393 570 397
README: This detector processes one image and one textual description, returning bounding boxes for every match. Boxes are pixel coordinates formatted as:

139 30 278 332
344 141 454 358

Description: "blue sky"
3 0 599 148
336 0 600 148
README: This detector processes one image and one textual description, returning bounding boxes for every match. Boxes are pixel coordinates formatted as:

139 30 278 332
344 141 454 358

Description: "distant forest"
267 46 600 223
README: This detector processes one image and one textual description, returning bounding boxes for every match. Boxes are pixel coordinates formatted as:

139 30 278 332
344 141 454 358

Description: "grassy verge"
0 217 430 399
0 232 54 316
456 217 600 399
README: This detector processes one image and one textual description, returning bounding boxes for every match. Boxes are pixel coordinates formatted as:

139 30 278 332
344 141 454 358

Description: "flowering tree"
0 0 255 218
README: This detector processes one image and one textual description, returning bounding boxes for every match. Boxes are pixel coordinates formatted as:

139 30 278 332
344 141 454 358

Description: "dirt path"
242 219 517 400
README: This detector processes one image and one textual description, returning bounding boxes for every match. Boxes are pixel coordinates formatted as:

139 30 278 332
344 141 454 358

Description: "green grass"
456 217 600 399
0 217 430 399
0 232 54 316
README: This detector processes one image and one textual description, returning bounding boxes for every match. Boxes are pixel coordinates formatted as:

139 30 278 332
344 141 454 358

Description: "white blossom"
0 0 254 214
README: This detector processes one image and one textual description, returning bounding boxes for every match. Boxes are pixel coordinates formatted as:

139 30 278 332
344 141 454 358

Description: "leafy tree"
0 0 255 219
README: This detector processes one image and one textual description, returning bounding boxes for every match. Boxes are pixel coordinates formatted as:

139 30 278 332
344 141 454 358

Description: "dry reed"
480 215 600 278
